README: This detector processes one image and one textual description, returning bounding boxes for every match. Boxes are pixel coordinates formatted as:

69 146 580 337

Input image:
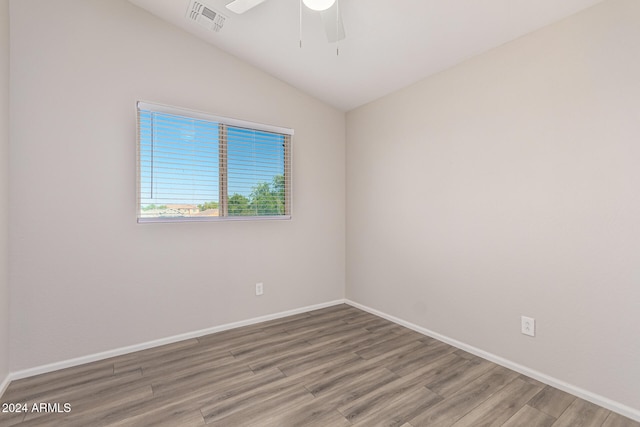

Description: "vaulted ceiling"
129 0 605 111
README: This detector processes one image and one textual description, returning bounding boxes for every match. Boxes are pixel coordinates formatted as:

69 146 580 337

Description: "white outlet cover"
521 316 535 337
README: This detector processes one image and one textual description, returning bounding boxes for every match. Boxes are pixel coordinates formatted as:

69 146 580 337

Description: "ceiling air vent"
186 0 227 32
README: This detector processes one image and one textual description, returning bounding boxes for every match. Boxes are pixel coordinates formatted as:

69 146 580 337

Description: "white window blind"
137 101 293 223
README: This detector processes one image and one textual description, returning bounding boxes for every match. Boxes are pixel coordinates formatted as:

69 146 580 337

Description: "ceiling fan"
225 0 345 43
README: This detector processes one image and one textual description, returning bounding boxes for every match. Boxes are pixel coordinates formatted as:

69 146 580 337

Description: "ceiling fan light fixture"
302 0 336 12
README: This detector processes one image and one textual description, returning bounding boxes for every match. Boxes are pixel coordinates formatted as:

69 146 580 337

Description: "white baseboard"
0 373 10 398
345 299 640 423
8 299 346 383
7 298 637 423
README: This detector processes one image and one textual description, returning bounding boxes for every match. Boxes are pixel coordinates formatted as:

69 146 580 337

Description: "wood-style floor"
1 304 638 427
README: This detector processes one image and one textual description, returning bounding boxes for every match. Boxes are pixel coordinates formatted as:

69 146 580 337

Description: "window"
137 102 292 222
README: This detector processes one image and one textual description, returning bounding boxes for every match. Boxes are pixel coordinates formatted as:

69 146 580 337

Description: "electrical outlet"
255 282 264 296
521 316 535 337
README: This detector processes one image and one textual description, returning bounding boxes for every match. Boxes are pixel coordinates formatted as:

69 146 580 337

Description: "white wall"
7 0 639 417
347 0 640 414
0 0 9 389
9 0 345 371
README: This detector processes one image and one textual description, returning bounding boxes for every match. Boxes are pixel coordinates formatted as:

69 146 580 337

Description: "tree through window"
137 102 292 222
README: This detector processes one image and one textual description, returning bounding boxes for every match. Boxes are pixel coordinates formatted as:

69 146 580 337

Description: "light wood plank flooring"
1 304 638 427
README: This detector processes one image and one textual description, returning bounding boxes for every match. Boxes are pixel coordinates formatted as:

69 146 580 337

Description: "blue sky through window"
139 111 219 207
139 110 286 214
227 126 285 198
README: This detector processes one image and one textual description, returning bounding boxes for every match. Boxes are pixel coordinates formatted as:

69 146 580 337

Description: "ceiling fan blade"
320 2 345 43
225 0 268 14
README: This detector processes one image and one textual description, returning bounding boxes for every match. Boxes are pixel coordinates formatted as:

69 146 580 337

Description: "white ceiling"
129 0 605 111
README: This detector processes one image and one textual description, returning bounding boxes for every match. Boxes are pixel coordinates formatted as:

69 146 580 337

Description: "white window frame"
136 101 293 223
